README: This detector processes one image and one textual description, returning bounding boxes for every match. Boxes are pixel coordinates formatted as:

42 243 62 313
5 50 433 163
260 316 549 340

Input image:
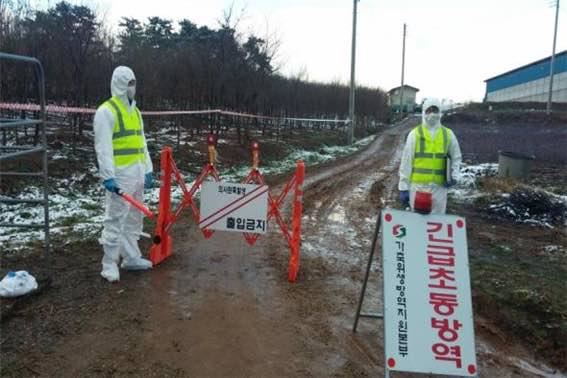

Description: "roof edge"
388 84 420 93
485 50 567 82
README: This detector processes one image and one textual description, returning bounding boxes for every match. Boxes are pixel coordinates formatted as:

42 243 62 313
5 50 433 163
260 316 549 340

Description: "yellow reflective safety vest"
410 124 451 185
101 96 145 167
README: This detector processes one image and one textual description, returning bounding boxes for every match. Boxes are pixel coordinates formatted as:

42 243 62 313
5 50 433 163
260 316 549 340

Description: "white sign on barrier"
382 209 477 376
199 182 268 234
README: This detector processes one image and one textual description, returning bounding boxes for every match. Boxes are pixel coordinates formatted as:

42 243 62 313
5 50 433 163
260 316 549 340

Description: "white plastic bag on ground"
0 271 38 298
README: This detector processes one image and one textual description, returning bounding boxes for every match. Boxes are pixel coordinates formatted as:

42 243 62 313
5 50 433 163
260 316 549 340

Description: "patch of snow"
543 245 562 253
2 136 374 252
485 189 567 228
450 163 498 202
450 163 567 228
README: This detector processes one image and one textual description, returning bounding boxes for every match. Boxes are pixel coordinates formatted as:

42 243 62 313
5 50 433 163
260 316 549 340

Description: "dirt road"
1 117 563 377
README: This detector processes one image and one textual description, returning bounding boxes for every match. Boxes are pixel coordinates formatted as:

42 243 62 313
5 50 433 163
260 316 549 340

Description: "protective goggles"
425 106 440 114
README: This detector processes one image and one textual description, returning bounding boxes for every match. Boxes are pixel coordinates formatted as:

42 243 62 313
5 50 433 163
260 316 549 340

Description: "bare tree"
1 0 390 132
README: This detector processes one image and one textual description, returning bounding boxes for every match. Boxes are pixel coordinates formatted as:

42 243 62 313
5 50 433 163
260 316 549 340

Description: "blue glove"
103 178 120 193
144 172 154 189
399 190 410 205
444 179 457 188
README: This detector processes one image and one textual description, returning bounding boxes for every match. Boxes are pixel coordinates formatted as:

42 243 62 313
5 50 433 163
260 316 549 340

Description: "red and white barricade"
148 134 305 282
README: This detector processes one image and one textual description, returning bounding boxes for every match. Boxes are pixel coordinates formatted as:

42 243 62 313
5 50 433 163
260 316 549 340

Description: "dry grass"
477 176 520 194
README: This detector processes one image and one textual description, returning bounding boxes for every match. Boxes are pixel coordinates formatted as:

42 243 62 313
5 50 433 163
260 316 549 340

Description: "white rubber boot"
101 244 121 282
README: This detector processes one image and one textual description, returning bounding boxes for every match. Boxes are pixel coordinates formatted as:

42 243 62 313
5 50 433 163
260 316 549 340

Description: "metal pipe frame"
1 145 39 150
0 171 44 177
0 52 50 257
0 147 45 161
353 212 383 332
0 198 47 204
0 119 43 129
0 223 46 228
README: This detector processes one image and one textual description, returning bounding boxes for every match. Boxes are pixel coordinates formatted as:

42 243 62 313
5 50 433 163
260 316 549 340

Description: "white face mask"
127 85 136 100
425 113 441 126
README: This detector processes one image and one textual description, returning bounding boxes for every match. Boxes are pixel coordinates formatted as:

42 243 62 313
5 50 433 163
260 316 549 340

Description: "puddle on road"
302 173 385 268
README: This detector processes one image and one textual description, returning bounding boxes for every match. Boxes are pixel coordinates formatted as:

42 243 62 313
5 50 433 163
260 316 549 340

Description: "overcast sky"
66 0 566 102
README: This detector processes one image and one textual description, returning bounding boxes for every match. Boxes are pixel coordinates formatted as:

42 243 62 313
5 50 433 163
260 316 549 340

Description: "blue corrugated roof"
485 51 567 93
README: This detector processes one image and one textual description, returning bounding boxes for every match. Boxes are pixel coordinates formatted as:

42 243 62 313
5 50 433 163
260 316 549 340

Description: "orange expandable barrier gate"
241 142 305 281
148 134 305 282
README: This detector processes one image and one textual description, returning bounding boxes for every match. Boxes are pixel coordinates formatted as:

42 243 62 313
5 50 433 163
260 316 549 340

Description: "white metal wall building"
484 50 567 103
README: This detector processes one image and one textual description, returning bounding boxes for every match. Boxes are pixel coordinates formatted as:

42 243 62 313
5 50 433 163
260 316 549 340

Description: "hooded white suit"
398 98 462 214
94 66 153 282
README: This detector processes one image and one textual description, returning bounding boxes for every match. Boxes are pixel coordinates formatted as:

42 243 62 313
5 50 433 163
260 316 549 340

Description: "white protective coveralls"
398 98 462 214
94 66 153 282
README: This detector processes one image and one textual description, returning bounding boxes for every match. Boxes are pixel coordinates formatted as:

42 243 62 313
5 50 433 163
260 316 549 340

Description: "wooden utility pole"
348 0 359 145
398 23 407 117
546 0 560 115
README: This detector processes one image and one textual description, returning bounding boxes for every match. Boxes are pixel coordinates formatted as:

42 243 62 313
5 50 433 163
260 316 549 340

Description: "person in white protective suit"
94 66 154 282
398 98 462 214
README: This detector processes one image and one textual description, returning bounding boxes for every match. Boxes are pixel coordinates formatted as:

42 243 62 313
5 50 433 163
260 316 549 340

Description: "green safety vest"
410 124 451 185
101 96 145 167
